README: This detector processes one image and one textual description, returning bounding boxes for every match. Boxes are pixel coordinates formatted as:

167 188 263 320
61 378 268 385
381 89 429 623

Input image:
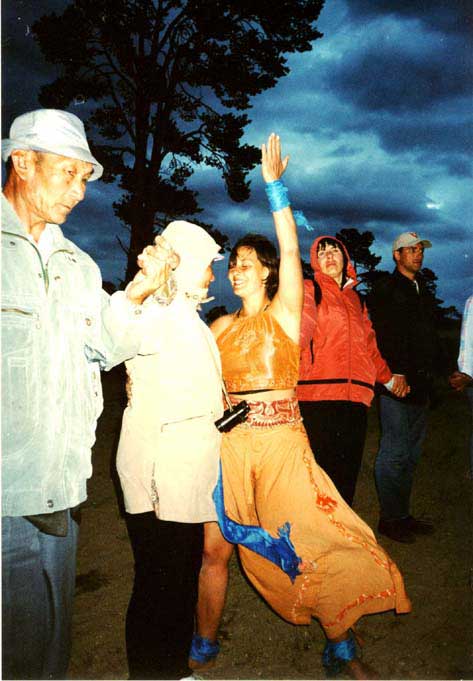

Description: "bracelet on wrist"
265 181 314 231
265 179 290 212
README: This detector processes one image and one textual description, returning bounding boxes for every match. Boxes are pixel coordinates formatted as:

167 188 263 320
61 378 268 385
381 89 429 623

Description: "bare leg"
189 522 234 670
195 521 234 641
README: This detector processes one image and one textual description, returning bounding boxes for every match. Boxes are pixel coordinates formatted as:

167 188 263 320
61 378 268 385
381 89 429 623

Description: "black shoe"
403 515 435 535
377 518 416 544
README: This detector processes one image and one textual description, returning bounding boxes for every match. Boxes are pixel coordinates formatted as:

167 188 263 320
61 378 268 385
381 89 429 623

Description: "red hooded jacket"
297 236 392 407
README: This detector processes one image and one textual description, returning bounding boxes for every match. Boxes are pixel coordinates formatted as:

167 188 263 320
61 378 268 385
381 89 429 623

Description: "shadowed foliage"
336 227 383 295
32 0 325 279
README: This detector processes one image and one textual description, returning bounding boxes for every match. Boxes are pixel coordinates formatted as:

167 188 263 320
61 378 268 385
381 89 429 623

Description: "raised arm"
262 133 303 338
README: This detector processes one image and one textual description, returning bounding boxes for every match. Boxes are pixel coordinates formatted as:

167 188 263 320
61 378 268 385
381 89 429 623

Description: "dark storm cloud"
290 155 461 227
338 108 473 175
328 35 471 113
248 48 471 174
345 0 473 36
329 143 363 158
295 192 468 244
289 172 428 227
1 1 66 131
441 266 473 309
299 194 428 226
442 156 472 178
372 112 473 154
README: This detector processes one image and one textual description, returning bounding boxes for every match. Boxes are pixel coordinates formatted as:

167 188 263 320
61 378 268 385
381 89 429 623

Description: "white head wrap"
161 221 223 302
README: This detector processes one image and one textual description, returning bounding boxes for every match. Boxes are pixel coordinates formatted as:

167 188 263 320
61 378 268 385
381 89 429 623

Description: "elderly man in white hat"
116 220 225 680
1 109 171 680
369 231 442 544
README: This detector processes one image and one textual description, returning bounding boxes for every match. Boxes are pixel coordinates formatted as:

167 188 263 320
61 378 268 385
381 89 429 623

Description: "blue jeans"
375 395 429 520
2 512 79 680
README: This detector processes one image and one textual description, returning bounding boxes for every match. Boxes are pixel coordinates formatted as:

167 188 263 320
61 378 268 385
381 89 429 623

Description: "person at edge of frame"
2 108 170 681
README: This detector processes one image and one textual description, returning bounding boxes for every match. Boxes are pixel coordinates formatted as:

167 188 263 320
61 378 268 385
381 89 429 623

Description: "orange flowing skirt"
220 420 412 637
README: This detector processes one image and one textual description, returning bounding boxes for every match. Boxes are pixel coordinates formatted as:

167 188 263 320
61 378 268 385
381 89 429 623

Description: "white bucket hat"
2 109 103 180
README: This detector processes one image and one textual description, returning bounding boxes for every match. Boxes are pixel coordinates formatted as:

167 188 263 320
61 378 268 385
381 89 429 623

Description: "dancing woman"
191 134 411 679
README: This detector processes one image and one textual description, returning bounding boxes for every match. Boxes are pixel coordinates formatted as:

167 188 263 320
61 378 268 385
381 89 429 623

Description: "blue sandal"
322 634 357 678
189 634 220 670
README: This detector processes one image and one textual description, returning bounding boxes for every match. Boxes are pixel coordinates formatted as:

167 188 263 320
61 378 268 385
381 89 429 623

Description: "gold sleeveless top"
217 309 299 392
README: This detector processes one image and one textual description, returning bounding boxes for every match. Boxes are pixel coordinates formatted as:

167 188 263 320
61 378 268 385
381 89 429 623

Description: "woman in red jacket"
297 236 408 506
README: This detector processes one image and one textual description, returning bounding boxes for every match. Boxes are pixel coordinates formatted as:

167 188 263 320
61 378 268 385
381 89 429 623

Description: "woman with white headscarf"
116 221 224 680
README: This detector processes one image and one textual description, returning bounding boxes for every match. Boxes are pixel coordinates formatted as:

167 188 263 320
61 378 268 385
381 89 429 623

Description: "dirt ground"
68 365 472 681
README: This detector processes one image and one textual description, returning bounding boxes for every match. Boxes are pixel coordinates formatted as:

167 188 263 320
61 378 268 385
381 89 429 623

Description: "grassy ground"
68 366 472 680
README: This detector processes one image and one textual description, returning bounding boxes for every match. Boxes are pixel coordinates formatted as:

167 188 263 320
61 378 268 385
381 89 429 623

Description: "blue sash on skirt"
212 462 301 582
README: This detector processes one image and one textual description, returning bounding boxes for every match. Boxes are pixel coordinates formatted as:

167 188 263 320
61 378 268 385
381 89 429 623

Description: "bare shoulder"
267 298 301 345
210 313 235 340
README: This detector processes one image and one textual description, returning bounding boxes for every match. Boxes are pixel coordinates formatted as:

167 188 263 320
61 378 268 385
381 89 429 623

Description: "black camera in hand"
215 400 250 432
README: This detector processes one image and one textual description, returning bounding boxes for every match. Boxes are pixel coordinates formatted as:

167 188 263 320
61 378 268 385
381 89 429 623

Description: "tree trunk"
125 206 156 282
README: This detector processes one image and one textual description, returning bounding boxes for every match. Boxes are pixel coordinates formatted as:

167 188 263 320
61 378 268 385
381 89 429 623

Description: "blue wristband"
265 180 290 212
265 182 314 231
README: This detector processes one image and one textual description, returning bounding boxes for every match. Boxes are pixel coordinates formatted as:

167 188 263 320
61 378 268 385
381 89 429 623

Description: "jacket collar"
315 270 357 293
392 267 420 287
2 193 72 252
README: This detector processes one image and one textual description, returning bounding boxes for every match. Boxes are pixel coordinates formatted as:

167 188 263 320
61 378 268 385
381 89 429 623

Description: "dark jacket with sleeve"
368 268 441 403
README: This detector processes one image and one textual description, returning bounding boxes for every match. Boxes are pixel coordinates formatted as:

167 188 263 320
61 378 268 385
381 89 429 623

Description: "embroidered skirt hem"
219 420 411 637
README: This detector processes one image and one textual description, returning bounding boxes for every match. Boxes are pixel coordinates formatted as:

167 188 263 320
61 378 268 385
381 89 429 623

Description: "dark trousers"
124 512 204 680
299 400 368 506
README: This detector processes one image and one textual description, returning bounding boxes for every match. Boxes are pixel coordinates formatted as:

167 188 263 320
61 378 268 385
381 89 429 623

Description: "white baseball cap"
2 109 103 180
392 232 432 252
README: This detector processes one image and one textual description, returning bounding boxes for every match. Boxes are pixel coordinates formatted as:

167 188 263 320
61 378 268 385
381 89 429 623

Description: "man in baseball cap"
368 230 442 543
1 109 170 679
392 231 432 252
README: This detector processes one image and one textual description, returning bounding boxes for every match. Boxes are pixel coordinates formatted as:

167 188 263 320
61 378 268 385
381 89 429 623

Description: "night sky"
2 0 472 314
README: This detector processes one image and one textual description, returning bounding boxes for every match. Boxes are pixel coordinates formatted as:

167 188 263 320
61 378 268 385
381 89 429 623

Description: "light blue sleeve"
84 290 150 370
458 294 473 377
